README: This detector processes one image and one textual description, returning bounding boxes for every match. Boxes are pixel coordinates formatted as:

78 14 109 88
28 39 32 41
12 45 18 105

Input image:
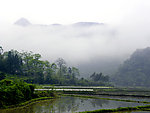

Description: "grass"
79 105 150 113
94 87 150 98
0 89 58 109
95 87 150 92
37 85 113 89
37 86 150 98
30 85 150 98
0 97 55 109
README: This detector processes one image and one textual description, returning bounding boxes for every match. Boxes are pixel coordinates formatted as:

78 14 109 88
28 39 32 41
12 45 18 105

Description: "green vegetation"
0 46 111 109
90 72 109 83
0 46 110 86
2 97 54 109
113 47 150 87
0 79 56 108
80 105 150 113
0 79 35 108
94 87 150 97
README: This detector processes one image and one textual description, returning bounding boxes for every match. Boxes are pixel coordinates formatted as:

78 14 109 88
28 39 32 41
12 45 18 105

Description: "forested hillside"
113 47 150 87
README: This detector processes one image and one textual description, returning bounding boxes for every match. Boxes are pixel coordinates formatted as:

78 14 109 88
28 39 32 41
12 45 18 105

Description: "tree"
56 58 66 76
71 67 80 78
0 72 6 80
4 50 23 75
90 72 109 82
113 47 150 87
0 48 4 72
51 63 57 74
0 46 3 55
21 51 43 76
0 48 110 86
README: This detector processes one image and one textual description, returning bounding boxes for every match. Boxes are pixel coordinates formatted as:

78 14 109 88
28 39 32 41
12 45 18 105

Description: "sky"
1 0 150 76
0 0 145 25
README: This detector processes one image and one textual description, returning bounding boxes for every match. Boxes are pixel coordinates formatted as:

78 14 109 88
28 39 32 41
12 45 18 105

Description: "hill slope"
113 47 150 87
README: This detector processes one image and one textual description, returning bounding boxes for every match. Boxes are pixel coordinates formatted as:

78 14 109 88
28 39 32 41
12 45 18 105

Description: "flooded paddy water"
0 96 150 113
96 95 150 102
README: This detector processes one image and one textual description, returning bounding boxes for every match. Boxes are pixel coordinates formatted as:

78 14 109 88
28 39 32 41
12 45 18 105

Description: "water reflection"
97 95 150 102
0 96 148 113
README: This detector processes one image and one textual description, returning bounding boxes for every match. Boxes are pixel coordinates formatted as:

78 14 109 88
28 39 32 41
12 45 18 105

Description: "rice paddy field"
1 86 150 113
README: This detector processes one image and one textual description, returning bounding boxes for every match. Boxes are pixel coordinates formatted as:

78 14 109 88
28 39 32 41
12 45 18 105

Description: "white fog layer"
1 0 150 77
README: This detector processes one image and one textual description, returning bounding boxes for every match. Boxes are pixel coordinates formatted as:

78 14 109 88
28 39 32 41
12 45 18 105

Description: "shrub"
0 79 35 108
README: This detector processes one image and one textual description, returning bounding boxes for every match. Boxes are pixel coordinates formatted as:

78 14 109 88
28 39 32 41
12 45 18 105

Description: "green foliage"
5 50 22 75
0 72 6 80
0 50 22 75
34 90 56 98
0 47 111 86
113 47 150 87
0 46 3 55
90 72 109 82
0 79 35 108
80 105 150 113
0 79 13 86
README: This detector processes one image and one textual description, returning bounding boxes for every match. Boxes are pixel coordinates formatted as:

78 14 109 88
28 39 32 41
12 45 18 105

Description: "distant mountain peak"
14 18 31 26
51 23 62 26
73 22 104 27
14 18 104 27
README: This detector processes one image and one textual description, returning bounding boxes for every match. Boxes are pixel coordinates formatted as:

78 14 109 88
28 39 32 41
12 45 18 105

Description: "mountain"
73 22 104 27
14 18 31 26
13 18 117 77
51 24 62 26
113 47 150 87
14 18 103 27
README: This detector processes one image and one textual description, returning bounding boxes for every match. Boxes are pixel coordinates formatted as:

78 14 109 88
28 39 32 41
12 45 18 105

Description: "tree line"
0 46 110 86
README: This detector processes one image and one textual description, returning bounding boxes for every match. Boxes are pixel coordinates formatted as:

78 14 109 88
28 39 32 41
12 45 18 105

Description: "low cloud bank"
1 10 150 76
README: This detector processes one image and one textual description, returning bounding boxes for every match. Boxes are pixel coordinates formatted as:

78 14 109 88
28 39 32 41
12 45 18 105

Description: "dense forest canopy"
0 46 110 86
113 47 150 87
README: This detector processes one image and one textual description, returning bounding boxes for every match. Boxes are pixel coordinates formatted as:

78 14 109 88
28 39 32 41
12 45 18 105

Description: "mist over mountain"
73 22 104 27
14 18 104 28
14 18 31 26
1 16 150 78
113 47 150 87
12 18 120 77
